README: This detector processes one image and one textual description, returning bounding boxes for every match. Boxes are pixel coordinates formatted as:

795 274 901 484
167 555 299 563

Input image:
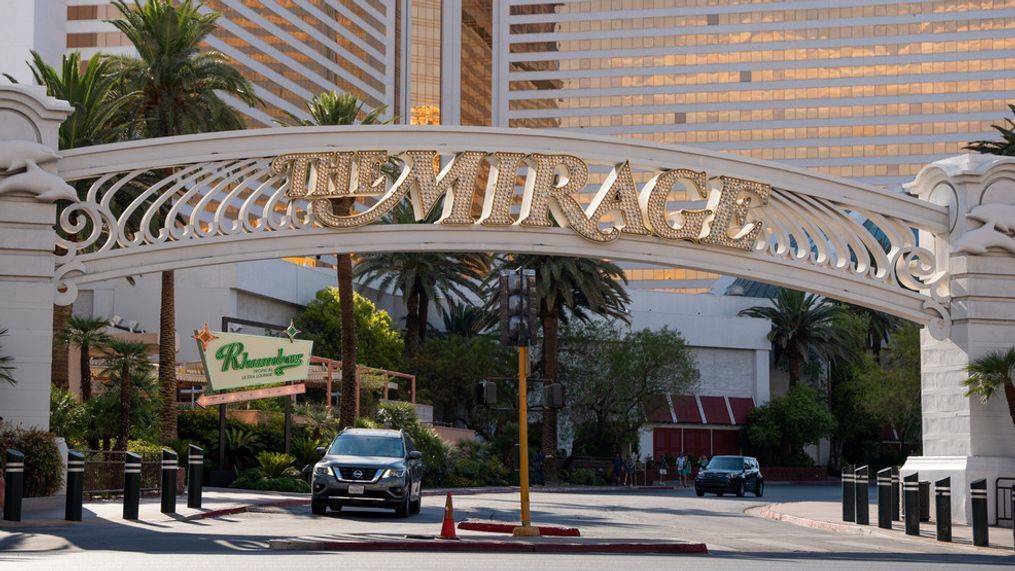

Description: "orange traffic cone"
439 492 458 540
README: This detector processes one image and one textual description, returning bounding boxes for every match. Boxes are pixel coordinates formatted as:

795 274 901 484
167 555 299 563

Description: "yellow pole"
513 345 539 536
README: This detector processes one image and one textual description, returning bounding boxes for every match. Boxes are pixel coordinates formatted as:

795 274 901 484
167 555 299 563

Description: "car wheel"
695 489 705 497
395 494 410 518
755 481 764 498
736 481 745 497
311 502 327 516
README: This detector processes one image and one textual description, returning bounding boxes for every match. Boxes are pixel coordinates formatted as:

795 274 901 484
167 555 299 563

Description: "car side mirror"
316 446 327 456
409 450 422 460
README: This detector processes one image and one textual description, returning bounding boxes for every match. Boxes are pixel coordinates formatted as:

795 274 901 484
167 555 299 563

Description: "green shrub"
353 417 380 429
564 468 603 485
255 451 299 478
291 436 326 468
230 474 310 493
0 428 64 497
377 401 417 429
447 440 508 486
50 386 87 442
127 439 167 455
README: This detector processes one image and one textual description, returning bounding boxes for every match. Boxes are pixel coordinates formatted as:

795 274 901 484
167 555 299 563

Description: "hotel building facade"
3 0 1012 460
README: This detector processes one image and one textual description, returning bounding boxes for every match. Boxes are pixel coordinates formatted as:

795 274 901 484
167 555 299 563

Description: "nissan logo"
353 469 363 479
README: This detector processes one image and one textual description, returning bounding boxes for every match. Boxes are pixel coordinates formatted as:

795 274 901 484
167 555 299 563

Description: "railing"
82 450 164 497
996 477 1014 527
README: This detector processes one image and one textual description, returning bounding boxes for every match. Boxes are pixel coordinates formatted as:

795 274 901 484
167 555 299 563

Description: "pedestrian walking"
657 456 668 485
612 453 623 486
698 454 709 472
682 454 693 486
676 452 687 487
624 454 636 486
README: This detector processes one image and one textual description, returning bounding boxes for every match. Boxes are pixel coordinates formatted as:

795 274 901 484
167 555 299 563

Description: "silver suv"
311 428 423 517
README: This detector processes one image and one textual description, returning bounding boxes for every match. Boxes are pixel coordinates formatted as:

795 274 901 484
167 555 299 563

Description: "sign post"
513 345 538 537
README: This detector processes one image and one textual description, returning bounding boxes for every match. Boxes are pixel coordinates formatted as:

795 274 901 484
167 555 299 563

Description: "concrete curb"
458 519 581 537
751 504 1015 555
183 498 310 520
268 538 707 554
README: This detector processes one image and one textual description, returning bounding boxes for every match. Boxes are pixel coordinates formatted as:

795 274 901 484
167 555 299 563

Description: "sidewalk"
755 500 1015 552
0 488 309 529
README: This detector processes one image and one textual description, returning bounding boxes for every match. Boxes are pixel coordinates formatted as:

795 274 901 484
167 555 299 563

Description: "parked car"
311 428 423 517
694 455 764 497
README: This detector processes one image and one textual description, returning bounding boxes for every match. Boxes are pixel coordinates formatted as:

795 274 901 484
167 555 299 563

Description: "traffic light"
475 380 497 406
543 383 564 409
499 268 537 347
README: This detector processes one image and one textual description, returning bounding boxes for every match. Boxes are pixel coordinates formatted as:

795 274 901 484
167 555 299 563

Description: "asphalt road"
2 485 1011 569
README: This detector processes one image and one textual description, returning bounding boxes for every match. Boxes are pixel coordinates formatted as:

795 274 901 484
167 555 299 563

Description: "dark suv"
694 455 764 497
311 428 423 517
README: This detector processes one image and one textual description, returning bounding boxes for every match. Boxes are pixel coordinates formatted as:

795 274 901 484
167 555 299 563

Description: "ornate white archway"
51 125 953 339
1 85 1012 524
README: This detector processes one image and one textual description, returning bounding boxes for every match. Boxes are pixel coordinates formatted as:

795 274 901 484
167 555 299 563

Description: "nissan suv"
694 455 764 497
311 428 423 517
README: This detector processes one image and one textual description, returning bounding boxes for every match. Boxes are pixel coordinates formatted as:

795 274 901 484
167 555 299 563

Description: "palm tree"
441 302 490 338
57 316 111 402
494 255 631 483
836 303 899 362
738 288 851 388
108 0 259 440
964 347 1015 431
356 202 490 358
965 104 1015 156
0 328 16 386
10 51 135 391
278 90 389 429
100 339 152 451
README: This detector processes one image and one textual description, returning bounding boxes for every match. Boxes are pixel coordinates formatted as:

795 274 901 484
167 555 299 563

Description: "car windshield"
707 457 744 471
329 435 404 458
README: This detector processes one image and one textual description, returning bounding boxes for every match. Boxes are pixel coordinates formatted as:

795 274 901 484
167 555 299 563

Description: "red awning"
672 395 702 424
699 396 732 424
727 397 755 425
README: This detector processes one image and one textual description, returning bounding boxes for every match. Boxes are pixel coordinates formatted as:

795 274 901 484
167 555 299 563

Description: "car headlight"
382 468 406 479
314 464 331 477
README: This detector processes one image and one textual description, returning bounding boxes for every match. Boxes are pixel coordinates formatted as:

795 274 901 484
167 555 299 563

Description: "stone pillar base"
902 455 1015 525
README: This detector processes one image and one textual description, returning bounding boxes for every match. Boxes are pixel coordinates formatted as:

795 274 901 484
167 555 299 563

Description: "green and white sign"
194 328 313 391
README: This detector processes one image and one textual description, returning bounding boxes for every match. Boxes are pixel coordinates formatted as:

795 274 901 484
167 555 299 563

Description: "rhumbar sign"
194 329 313 391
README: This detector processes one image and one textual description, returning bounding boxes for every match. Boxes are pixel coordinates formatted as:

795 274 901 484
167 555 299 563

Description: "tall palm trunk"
51 304 72 390
117 362 131 451
333 197 358 428
159 270 177 440
540 302 561 485
80 341 93 401
404 288 421 358
337 252 357 427
787 347 802 388
418 289 429 342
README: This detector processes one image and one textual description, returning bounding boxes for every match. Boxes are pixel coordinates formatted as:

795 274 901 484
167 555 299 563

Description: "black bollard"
3 449 25 521
123 451 141 520
904 473 920 536
934 477 951 542
187 445 203 509
891 467 901 521
65 450 85 521
970 478 989 547
877 467 892 529
854 465 870 525
160 449 177 514
842 464 855 522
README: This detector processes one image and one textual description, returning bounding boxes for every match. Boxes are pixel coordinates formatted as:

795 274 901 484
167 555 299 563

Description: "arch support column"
904 153 1015 524
0 85 72 430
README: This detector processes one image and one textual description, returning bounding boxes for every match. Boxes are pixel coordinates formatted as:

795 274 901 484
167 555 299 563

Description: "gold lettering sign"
271 150 770 252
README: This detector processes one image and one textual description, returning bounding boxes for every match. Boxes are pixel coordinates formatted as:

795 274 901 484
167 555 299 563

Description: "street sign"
193 325 313 391
195 383 307 408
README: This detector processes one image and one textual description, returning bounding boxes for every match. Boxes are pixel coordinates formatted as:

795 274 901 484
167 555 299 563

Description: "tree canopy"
558 322 699 460
296 288 403 371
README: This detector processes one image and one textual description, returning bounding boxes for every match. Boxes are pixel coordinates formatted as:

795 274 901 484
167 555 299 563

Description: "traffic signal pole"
512 346 538 537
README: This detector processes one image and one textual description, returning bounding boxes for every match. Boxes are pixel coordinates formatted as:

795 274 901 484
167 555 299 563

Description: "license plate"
348 484 365 495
